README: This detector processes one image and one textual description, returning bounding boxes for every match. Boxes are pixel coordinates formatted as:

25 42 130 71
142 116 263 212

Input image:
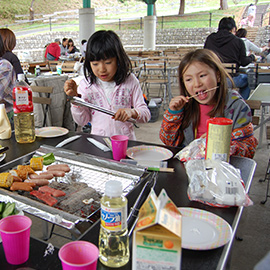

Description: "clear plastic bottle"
0 104 11 140
13 74 36 143
99 180 129 267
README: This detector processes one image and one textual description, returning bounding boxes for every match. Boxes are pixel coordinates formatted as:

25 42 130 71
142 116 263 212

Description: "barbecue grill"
0 145 150 238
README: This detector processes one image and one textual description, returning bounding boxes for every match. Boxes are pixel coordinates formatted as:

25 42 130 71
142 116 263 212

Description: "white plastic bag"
185 159 253 207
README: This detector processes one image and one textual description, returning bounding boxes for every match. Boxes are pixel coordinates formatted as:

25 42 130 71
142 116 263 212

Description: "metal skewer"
188 86 218 99
70 96 137 124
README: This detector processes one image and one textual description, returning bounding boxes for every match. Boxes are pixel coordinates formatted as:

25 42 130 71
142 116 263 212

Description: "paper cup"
111 135 129 161
59 241 99 270
0 215 32 265
205 117 233 162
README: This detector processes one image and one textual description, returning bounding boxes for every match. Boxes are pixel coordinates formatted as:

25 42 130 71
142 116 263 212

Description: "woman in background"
68 38 79 54
236 28 268 56
0 34 16 124
0 28 29 84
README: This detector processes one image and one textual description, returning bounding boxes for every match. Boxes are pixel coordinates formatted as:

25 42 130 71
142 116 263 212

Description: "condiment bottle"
0 104 11 140
13 74 36 143
99 180 129 267
35 65 41 76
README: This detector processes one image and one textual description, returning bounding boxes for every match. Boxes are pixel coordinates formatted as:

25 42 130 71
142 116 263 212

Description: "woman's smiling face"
183 61 219 105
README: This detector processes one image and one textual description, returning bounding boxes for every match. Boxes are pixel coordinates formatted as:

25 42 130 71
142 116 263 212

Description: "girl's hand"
113 108 138 122
64 79 78 97
169 95 189 111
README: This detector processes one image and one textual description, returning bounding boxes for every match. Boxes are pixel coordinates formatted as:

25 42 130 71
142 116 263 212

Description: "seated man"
204 17 255 99
45 39 61 61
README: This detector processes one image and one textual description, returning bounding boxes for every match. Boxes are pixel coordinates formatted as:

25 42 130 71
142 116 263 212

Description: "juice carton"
132 188 182 270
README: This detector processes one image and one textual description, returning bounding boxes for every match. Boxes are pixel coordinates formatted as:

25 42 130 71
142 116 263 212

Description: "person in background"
262 39 270 63
60 38 68 55
236 28 268 56
44 38 61 61
80 39 87 58
0 28 29 84
0 34 16 124
68 38 79 54
204 17 256 100
64 30 151 139
160 49 258 158
241 4 257 28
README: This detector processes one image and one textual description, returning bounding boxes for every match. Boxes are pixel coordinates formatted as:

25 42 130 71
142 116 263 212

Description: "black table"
0 132 255 270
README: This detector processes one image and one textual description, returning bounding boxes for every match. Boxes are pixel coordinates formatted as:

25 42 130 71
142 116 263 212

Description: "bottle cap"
17 74 25 81
36 65 40 68
104 180 123 197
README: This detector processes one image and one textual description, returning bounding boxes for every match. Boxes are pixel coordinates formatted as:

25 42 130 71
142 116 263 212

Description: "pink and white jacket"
71 73 151 140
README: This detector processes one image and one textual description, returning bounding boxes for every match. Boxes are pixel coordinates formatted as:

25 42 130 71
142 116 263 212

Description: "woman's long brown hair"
178 49 234 130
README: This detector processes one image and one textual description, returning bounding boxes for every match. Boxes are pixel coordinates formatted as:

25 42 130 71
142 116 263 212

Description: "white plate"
178 207 232 250
126 145 173 165
0 153 6 163
35 127 69 138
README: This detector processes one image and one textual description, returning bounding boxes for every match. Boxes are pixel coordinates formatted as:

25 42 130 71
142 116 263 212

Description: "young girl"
64 30 150 139
160 49 258 158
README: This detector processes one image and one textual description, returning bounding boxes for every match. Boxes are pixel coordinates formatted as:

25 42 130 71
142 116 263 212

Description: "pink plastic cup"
110 135 129 161
58 241 99 270
0 215 32 265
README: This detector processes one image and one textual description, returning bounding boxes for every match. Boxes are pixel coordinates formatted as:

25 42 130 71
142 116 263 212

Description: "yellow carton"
132 189 182 270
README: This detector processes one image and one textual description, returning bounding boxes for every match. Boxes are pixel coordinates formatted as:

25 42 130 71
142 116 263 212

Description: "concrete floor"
27 83 270 269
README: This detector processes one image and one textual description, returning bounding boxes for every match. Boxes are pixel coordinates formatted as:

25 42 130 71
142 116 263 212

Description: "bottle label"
101 205 127 231
13 87 33 113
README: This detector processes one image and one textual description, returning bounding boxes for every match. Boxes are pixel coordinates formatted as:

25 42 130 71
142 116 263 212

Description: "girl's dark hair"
84 30 131 85
236 28 247 38
0 28 16 52
178 48 233 130
0 34 5 57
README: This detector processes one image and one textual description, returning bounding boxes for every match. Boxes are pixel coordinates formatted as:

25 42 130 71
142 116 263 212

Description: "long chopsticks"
71 96 137 124
188 86 218 99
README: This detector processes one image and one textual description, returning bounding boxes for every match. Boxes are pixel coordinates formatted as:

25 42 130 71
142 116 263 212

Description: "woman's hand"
169 95 189 111
113 108 138 122
64 79 78 97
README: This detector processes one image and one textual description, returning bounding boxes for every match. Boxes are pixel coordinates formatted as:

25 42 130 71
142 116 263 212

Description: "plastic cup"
56 65 62 75
0 215 32 265
111 135 129 161
58 241 99 270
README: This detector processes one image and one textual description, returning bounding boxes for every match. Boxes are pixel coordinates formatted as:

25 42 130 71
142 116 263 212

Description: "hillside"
0 0 138 23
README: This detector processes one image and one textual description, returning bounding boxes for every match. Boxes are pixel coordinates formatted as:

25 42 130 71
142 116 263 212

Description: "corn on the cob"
30 157 44 171
0 173 13 188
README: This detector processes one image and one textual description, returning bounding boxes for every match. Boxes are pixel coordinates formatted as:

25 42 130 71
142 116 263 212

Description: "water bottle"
13 74 36 143
99 180 129 267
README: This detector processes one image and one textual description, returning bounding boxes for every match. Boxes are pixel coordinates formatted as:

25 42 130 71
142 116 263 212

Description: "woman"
0 34 16 124
236 28 268 56
0 28 29 84
68 38 79 54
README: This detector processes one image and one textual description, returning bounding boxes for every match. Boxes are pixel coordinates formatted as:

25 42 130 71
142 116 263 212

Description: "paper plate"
35 127 69 138
178 207 232 250
126 145 173 164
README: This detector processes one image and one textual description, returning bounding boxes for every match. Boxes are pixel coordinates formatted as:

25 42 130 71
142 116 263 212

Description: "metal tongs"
70 96 137 124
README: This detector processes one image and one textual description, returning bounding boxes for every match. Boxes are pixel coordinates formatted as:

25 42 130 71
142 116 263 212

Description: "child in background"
64 30 150 139
160 49 258 158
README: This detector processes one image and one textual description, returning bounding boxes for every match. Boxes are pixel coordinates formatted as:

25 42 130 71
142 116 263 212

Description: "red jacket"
45 42 60 60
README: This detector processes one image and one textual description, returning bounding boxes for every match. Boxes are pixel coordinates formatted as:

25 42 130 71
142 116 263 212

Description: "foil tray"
0 145 147 237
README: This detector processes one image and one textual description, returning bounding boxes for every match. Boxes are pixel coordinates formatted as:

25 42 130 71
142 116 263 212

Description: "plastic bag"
185 159 253 207
175 138 206 162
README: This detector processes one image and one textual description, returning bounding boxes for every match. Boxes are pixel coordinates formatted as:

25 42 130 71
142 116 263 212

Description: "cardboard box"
132 189 182 270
